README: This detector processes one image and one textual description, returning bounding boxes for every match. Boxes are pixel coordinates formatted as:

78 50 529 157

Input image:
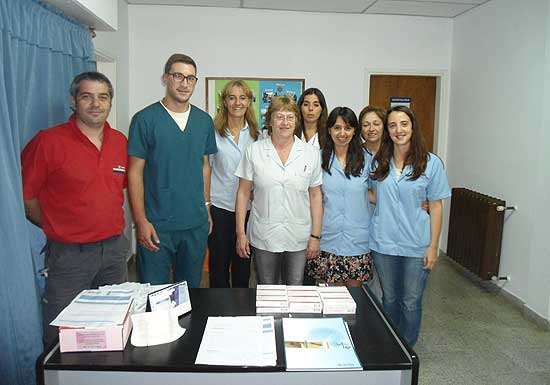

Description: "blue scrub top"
128 102 217 231
320 150 372 256
369 153 451 258
210 125 256 212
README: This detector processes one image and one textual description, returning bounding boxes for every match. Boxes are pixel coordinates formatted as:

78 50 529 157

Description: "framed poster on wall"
206 77 305 129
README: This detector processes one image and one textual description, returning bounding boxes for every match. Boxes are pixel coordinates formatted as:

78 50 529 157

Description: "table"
40 286 419 385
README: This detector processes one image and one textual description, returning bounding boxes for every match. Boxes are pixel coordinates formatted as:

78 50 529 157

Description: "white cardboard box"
256 295 288 301
321 297 357 315
58 308 133 352
318 287 356 314
256 284 287 290
287 290 319 297
288 301 323 314
322 302 357 315
256 299 289 308
256 307 290 314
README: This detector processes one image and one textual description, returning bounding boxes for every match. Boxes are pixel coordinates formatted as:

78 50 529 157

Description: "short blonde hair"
264 96 301 135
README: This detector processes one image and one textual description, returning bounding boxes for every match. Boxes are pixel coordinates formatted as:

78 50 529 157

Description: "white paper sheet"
50 289 133 327
195 316 276 367
99 282 160 313
130 309 186 347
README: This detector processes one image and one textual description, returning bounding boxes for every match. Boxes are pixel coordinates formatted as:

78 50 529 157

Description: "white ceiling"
126 0 491 18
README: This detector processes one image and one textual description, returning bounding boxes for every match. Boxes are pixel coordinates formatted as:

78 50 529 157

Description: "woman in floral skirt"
306 107 372 287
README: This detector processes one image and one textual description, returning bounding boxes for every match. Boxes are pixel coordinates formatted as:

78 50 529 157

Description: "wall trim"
94 48 115 63
443 254 550 331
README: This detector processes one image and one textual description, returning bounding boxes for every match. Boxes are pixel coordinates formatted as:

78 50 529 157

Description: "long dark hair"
296 88 328 148
370 106 428 181
321 107 364 178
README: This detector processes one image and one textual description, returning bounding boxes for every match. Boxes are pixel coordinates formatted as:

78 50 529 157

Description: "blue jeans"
372 251 430 347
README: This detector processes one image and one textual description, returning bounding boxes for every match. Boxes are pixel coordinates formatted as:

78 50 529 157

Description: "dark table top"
42 287 417 374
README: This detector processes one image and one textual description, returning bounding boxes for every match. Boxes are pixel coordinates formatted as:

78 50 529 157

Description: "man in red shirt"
21 72 129 348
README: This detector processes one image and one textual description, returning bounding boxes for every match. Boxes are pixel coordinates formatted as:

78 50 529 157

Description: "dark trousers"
208 206 250 288
42 235 129 349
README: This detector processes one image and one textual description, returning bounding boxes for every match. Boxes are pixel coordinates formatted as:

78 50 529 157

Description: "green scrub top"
128 102 217 231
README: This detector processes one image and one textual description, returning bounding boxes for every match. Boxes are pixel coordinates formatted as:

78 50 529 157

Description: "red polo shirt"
21 114 128 243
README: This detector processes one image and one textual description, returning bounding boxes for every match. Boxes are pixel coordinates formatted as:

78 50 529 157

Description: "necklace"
337 155 346 169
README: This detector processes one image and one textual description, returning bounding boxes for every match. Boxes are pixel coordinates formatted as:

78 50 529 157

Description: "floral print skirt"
306 250 372 283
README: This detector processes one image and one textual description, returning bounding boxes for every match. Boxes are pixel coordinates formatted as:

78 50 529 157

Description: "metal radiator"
446 188 505 280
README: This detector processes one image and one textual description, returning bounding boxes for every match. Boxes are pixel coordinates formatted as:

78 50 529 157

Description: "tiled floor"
129 256 550 384
415 257 550 385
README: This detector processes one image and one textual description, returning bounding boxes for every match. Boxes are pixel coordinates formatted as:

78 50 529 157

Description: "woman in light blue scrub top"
208 80 259 288
358 105 386 300
359 105 385 155
306 107 373 287
369 106 451 347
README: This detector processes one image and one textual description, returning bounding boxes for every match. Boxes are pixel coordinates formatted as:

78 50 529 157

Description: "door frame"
363 68 450 162
95 49 117 132
95 48 135 259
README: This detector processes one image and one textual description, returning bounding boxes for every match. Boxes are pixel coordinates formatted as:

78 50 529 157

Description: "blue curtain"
0 0 95 384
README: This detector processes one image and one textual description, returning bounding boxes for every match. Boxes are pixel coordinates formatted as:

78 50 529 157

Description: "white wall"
93 0 134 252
94 0 129 136
530 0 550 322
127 6 452 117
448 0 550 320
76 0 118 30
42 0 117 31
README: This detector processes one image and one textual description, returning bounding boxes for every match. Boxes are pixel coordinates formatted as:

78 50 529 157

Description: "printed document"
195 316 276 366
50 289 133 328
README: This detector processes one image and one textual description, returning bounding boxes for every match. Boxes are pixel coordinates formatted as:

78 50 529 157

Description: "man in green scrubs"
128 53 217 287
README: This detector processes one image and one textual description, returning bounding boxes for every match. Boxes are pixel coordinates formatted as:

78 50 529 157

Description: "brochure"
282 317 362 371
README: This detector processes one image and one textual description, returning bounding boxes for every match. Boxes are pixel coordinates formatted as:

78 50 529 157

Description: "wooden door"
369 75 436 152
